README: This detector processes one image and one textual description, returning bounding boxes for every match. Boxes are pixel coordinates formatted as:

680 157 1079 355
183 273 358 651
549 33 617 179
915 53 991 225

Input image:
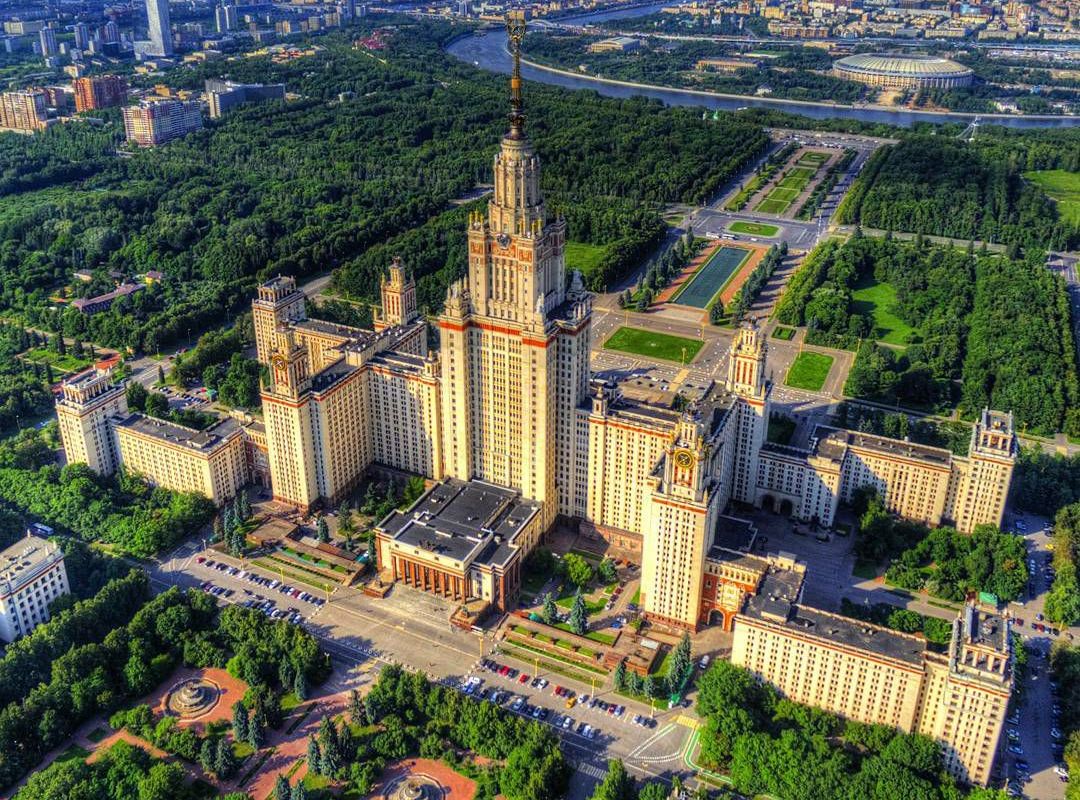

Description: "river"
445 3 1080 129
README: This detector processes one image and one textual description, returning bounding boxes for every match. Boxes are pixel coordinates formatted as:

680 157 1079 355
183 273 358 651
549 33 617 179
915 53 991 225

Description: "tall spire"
505 10 527 139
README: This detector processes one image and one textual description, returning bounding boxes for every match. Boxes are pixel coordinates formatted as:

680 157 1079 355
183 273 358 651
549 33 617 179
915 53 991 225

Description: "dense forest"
775 234 1078 434
836 135 1080 251
522 33 871 104
0 20 766 358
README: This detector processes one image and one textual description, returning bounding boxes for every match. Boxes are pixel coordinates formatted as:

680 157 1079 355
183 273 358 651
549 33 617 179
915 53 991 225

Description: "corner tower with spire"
439 11 591 526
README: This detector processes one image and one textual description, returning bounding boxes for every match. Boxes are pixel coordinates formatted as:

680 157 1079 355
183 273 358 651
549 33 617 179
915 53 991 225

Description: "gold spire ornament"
505 10 527 138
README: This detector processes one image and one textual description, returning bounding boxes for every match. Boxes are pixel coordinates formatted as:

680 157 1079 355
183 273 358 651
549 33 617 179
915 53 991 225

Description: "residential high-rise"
0 534 70 642
122 99 201 146
73 23 90 50
0 89 49 132
215 3 238 33
145 0 173 56
38 28 57 57
74 75 128 112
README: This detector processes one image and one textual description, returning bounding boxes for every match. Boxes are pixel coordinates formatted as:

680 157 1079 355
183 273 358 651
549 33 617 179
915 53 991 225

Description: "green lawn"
603 326 704 363
772 326 795 341
784 352 834 391
768 187 800 201
851 278 916 346
1025 169 1080 227
798 151 830 165
553 621 616 645
729 221 779 237
23 348 92 373
754 198 790 215
565 240 609 279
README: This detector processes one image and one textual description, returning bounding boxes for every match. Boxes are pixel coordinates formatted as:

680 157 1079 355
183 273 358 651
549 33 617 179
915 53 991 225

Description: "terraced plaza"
671 245 752 308
728 221 779 237
754 150 832 216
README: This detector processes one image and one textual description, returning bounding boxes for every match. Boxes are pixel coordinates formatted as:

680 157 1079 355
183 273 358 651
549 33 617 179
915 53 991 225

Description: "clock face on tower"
674 449 695 469
271 354 286 371
496 233 511 249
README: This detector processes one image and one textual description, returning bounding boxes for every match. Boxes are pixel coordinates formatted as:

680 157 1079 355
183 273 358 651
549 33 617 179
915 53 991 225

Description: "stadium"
832 54 974 90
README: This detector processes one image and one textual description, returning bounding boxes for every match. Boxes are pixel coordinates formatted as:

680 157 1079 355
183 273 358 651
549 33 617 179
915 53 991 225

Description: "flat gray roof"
741 595 928 667
379 478 540 568
116 413 240 452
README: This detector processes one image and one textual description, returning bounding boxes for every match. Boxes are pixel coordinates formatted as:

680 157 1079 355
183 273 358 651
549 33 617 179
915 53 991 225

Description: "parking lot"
195 553 327 625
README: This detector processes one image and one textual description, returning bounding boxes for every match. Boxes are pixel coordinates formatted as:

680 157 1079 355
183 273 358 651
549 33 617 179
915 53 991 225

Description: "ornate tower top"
506 10 527 139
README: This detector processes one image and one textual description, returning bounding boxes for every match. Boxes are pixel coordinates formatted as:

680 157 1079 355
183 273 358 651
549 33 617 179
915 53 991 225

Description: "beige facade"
56 368 128 475
115 414 248 505
733 600 1012 786
0 534 70 643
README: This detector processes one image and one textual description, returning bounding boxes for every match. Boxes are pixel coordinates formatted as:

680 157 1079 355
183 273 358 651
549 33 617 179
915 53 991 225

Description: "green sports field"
1025 170 1080 227
603 326 704 363
673 246 751 308
784 352 834 391
729 221 779 237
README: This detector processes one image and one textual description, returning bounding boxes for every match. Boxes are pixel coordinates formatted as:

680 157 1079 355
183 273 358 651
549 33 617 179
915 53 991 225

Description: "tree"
248 703 266 750
349 689 366 725
613 660 627 691
669 632 692 690
294 669 308 701
569 589 588 636
638 783 668 800
597 558 617 585
306 737 321 776
291 783 307 800
275 774 291 800
542 592 559 625
199 737 216 775
316 517 330 543
563 553 594 588
156 365 165 385
709 300 725 325
214 736 237 779
589 760 635 800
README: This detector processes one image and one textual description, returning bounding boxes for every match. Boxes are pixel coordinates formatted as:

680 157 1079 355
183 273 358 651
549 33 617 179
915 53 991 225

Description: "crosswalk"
575 761 608 780
675 715 701 730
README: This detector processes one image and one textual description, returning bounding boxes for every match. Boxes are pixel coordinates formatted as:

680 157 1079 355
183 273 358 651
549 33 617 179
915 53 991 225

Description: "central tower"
439 12 590 526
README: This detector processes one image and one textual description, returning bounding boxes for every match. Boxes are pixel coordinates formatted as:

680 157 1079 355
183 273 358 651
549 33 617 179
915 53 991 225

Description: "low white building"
0 533 69 642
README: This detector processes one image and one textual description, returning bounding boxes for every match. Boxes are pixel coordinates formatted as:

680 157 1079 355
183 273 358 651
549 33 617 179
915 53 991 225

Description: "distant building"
205 79 286 118
145 0 174 56
0 89 49 132
215 3 238 33
833 53 974 89
695 56 762 73
0 534 70 642
73 22 91 50
3 20 44 35
122 99 202 146
71 282 143 314
587 36 641 53
38 28 57 57
73 75 128 112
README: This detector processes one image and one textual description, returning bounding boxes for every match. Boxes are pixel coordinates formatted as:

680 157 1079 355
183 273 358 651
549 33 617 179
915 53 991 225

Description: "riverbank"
517 51 1078 124
445 7 1080 128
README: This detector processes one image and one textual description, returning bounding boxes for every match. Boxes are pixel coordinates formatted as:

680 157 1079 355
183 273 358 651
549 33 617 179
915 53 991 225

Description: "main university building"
57 28 1017 786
